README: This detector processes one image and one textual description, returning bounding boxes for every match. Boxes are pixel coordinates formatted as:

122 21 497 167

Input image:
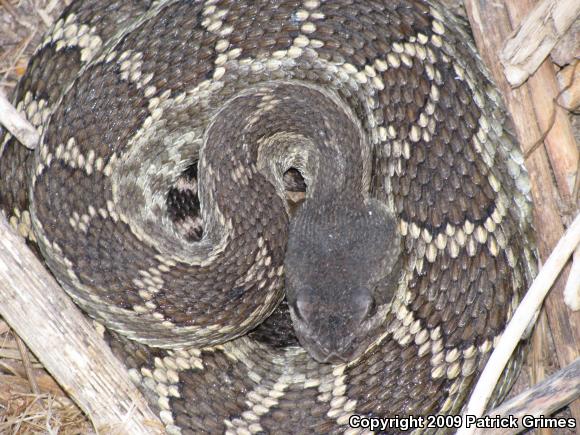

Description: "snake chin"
288 300 391 364
285 198 402 364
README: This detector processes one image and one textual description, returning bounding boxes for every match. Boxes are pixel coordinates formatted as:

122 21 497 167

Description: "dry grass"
0 321 92 434
0 0 577 434
0 0 70 90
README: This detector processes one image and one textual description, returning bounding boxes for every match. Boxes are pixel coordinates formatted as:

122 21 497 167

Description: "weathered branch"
0 91 39 150
500 0 580 86
564 243 580 311
474 358 580 435
0 216 164 434
556 62 580 111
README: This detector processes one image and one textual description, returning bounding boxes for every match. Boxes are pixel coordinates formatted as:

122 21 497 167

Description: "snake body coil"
0 0 537 433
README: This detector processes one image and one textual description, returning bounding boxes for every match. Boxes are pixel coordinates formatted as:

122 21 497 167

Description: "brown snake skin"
0 0 537 433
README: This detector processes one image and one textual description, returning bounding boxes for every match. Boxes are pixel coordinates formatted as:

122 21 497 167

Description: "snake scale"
0 0 538 433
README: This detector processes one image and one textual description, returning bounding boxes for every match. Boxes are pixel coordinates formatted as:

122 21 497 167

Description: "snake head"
284 198 402 364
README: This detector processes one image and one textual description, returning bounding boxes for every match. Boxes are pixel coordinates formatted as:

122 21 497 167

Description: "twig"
457 213 580 435
474 358 580 435
14 334 40 395
564 243 580 311
556 61 580 111
0 91 39 149
528 309 554 435
501 0 580 86
574 153 580 207
0 23 35 86
523 61 578 164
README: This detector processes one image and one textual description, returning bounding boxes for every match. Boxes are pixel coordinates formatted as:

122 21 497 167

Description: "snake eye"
352 289 375 320
366 297 377 318
291 286 316 322
289 298 303 321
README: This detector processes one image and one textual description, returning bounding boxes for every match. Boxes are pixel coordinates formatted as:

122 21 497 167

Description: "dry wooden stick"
473 358 580 435
565 243 580 311
501 0 580 86
0 216 164 434
457 213 580 435
551 20 580 67
557 62 580 111
0 91 39 150
465 0 580 425
516 48 577 203
526 80 578 203
528 309 554 435
13 334 40 395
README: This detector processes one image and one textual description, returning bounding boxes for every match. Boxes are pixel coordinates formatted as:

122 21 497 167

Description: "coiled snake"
0 0 537 433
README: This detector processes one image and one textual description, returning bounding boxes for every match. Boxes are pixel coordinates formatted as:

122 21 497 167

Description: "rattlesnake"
0 0 537 433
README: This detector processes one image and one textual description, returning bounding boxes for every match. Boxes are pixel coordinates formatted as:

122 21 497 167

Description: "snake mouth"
287 294 382 364
305 344 353 365
291 321 356 364
290 317 379 364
